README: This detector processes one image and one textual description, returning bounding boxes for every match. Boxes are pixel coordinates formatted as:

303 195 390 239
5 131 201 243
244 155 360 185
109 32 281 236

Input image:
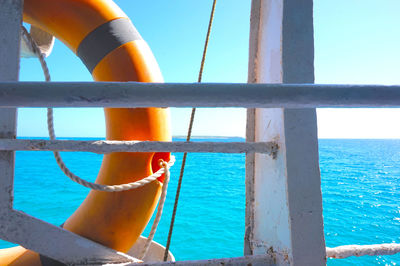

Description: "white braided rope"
140 161 171 260
326 243 400 259
22 26 175 192
24 26 174 259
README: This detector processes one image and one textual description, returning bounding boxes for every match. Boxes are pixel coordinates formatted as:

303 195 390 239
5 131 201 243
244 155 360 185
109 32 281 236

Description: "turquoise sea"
1 138 400 265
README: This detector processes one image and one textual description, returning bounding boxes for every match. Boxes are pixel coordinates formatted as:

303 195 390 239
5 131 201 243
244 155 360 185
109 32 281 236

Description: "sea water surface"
1 138 400 265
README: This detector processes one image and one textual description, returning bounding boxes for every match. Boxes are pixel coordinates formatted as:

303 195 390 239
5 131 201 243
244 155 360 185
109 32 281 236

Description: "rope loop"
23 24 174 260
61 155 174 192
22 25 175 192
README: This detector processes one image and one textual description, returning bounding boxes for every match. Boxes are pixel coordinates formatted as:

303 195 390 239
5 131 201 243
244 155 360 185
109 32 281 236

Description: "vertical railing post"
0 0 23 211
245 0 326 265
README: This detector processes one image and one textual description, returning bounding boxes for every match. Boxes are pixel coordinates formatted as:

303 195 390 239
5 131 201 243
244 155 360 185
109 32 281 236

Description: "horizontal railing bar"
0 82 400 108
139 243 400 265
326 243 400 259
0 139 278 154
139 254 274 266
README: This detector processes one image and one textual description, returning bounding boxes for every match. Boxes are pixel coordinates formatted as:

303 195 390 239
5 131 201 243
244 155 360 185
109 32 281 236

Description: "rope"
48 98 175 191
23 25 175 260
21 25 175 192
21 27 51 81
326 243 400 259
163 0 218 260
139 160 171 260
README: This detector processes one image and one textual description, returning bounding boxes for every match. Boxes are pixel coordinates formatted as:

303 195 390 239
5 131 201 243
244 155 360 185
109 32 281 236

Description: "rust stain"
267 246 277 264
282 250 290 262
271 143 279 159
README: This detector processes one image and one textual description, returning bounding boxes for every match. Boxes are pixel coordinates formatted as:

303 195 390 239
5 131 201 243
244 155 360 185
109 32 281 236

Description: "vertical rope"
140 161 171 260
21 27 51 82
163 0 218 261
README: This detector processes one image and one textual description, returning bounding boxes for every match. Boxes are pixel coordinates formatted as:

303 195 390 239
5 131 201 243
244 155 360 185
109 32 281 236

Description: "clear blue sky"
18 0 400 138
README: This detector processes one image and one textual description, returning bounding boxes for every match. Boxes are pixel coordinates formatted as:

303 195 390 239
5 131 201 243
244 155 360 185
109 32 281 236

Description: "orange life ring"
0 0 171 264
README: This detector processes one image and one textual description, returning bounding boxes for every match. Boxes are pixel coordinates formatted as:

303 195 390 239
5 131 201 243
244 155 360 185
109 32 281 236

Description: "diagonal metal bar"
0 209 136 264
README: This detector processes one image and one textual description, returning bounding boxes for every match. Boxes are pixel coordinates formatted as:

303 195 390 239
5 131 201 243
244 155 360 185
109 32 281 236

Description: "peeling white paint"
246 0 326 265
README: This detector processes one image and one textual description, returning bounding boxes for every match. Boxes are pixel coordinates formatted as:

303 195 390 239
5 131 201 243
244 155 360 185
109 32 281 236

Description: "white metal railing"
0 86 280 264
2 0 400 265
0 83 399 264
0 81 399 264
